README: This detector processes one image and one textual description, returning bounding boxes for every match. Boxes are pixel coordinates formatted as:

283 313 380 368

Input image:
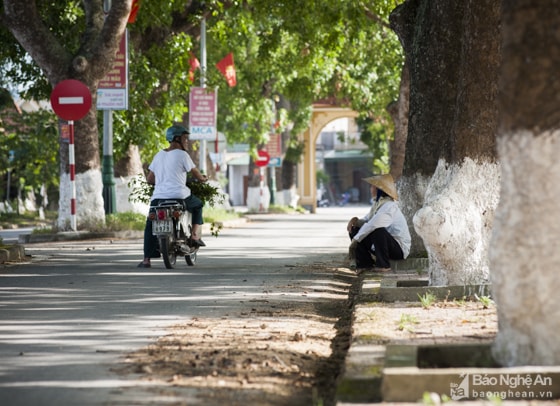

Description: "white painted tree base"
57 170 105 230
274 188 300 208
398 173 430 256
115 176 149 215
247 186 270 212
491 131 560 366
413 158 500 286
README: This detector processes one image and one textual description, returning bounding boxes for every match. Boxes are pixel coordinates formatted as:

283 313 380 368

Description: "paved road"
0 206 363 405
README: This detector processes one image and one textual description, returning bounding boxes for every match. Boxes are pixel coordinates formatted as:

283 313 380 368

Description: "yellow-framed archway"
297 104 359 212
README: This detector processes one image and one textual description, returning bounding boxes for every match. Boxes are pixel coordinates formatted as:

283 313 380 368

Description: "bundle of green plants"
128 174 225 207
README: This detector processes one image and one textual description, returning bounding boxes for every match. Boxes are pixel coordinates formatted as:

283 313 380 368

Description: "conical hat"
362 174 398 200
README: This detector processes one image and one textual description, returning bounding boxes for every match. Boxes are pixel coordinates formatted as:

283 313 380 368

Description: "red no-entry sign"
50 79 92 121
255 150 270 167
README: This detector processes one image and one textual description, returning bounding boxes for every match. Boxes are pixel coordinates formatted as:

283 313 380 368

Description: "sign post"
97 30 129 214
255 150 270 212
265 133 282 204
50 79 92 231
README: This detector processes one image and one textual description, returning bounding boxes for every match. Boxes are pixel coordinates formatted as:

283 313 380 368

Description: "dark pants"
143 195 204 258
349 226 404 268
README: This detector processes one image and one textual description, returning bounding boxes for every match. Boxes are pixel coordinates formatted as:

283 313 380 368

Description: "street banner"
97 31 129 110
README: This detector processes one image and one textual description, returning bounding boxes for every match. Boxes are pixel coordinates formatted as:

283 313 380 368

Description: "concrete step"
389 257 428 271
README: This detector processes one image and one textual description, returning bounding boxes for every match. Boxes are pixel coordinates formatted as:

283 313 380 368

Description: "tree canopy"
0 0 404 215
2 0 403 154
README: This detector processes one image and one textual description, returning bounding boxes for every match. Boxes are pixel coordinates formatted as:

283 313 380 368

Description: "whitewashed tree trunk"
397 173 429 257
414 158 500 285
390 1 500 283
58 170 105 229
115 176 149 215
490 0 560 366
491 133 560 365
246 186 270 212
115 145 149 214
275 188 300 208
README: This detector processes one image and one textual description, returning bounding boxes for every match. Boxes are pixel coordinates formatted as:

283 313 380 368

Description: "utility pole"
198 17 207 173
101 0 116 214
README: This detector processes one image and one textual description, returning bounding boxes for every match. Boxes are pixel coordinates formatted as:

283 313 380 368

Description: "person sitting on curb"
346 174 411 273
137 125 208 268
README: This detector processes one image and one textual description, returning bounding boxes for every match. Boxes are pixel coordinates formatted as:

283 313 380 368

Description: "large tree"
390 0 501 284
1 0 132 228
490 0 560 366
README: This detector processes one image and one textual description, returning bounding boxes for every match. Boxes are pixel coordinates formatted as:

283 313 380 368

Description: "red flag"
215 52 236 87
128 0 141 24
188 53 200 83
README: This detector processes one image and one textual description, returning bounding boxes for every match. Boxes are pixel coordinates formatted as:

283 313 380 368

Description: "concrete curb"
0 245 27 264
18 230 144 244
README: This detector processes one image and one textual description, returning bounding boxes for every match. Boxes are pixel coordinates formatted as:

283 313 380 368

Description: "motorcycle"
317 197 330 207
337 192 351 206
149 200 199 269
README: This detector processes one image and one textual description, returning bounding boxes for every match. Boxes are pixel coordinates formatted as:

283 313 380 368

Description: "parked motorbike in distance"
317 197 330 207
337 192 351 206
149 200 198 269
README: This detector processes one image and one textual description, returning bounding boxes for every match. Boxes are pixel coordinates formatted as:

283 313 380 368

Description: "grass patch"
104 208 241 232
203 206 241 223
10 208 243 236
3 208 243 239
0 210 57 229
104 212 146 231
247 204 307 214
418 291 437 309
397 313 419 332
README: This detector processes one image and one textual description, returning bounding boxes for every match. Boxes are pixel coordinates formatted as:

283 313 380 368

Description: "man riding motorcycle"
137 125 208 268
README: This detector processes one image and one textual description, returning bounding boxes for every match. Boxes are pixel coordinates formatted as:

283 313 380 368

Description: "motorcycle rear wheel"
159 236 177 269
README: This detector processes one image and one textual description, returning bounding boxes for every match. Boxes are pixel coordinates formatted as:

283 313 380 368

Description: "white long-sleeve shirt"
353 198 411 258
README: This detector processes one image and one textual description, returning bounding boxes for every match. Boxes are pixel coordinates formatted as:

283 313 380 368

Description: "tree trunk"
490 0 560 366
386 62 428 257
278 156 298 207
390 0 501 284
114 144 147 214
387 62 409 183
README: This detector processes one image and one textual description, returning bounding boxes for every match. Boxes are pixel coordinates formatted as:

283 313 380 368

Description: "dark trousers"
143 195 203 258
349 226 404 268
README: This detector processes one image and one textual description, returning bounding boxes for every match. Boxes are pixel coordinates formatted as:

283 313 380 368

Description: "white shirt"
149 149 196 199
353 198 411 258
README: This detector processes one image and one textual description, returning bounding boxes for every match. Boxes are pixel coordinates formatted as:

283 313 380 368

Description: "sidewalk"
335 258 560 405
336 258 430 404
